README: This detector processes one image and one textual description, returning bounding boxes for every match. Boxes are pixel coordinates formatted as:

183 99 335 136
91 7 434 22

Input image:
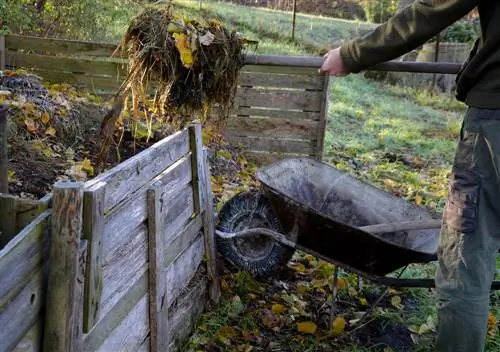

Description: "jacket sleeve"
339 0 480 73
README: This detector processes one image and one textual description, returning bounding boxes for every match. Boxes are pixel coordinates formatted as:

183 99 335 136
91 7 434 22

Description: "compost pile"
101 6 255 140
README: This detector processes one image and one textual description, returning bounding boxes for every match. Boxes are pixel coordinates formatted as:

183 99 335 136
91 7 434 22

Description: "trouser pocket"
443 130 480 234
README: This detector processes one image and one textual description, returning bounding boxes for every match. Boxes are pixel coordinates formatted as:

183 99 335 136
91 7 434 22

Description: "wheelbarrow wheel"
216 190 296 277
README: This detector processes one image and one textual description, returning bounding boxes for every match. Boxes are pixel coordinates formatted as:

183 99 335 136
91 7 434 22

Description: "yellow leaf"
45 126 56 136
41 112 50 124
81 158 94 176
415 195 423 205
331 316 346 335
271 304 285 315
418 323 432 335
173 33 194 68
296 283 308 295
488 312 497 331
359 297 368 306
221 278 229 291
290 262 306 273
7 169 16 182
391 295 403 309
297 321 317 334
336 278 347 290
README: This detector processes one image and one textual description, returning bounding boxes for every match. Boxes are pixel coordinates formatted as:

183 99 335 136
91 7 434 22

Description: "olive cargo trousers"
435 107 500 352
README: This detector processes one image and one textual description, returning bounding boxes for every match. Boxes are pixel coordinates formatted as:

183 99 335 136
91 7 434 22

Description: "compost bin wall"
0 123 220 352
2 34 329 165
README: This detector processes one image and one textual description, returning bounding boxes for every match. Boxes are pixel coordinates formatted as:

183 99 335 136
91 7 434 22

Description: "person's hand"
320 47 350 77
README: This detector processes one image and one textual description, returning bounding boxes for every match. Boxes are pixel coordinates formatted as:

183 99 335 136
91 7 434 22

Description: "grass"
97 1 500 350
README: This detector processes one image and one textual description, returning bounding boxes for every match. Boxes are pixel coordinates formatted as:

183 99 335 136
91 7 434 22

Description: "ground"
3 0 500 350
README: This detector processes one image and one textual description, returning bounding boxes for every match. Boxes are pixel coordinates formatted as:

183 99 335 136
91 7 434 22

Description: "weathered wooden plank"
95 294 149 352
83 271 149 352
0 210 49 309
147 183 169 352
6 51 126 77
202 147 221 304
0 195 17 248
138 337 150 352
27 69 123 94
240 150 306 166
235 87 323 111
82 182 106 333
161 183 195 244
224 135 316 155
86 128 190 211
188 124 205 214
242 64 319 75
226 116 319 139
165 214 202 268
73 240 88 352
166 234 205 309
238 71 323 90
43 182 84 352
13 320 42 352
101 223 148 319
168 273 208 351
316 76 330 159
15 197 50 233
6 34 119 57
0 35 5 70
0 270 43 352
232 106 321 120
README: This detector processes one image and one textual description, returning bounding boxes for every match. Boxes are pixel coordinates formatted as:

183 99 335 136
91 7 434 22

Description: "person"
320 1 500 351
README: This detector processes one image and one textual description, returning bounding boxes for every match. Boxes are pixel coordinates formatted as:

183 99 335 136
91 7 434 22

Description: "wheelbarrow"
215 157 500 290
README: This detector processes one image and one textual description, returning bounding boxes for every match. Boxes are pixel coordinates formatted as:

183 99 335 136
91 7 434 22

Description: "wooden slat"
189 124 205 214
235 87 323 111
161 183 195 236
83 271 149 352
166 234 204 309
29 69 123 94
0 270 43 352
226 116 319 139
238 71 323 90
316 76 330 159
95 294 149 352
86 128 190 211
164 214 202 267
202 147 220 304
0 35 5 70
147 182 170 352
100 223 148 319
43 182 84 352
0 211 49 351
242 64 319 75
167 274 207 351
82 182 106 333
13 320 42 352
6 34 119 57
74 240 88 352
241 151 306 166
6 52 126 77
224 135 316 155
232 107 320 120
0 196 17 248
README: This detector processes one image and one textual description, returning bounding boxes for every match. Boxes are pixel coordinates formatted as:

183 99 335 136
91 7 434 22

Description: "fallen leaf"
41 112 50 124
173 32 194 68
81 158 94 176
331 316 346 335
297 321 317 334
391 295 403 309
199 30 215 45
271 303 285 315
296 283 308 295
45 126 56 136
359 297 368 306
336 278 347 290
418 323 432 335
221 278 229 291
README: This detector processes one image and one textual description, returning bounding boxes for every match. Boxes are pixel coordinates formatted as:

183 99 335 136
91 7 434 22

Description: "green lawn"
100 1 500 350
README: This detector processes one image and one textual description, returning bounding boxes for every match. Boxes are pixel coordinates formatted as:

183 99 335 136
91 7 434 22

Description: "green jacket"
339 0 500 108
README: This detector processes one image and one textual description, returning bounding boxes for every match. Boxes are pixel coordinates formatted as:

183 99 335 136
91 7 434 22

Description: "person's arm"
339 0 480 73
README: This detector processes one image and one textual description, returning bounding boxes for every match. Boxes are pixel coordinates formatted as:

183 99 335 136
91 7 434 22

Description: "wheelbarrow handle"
359 219 442 234
215 228 297 248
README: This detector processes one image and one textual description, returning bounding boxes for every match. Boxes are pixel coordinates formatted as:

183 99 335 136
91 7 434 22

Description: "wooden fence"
2 34 329 165
0 123 220 352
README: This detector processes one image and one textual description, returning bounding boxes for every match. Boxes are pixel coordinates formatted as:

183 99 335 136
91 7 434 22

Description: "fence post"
0 35 5 70
43 182 85 352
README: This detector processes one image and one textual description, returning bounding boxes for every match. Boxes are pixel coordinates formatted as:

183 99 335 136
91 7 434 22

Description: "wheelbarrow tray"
256 157 441 277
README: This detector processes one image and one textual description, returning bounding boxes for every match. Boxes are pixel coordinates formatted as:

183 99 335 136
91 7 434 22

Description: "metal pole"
291 0 297 40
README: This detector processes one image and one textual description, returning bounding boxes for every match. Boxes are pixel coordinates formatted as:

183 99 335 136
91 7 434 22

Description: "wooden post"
0 103 8 194
291 0 297 40
431 33 441 91
43 182 84 352
189 123 220 304
0 35 5 71
316 75 330 161
82 182 106 333
147 182 169 352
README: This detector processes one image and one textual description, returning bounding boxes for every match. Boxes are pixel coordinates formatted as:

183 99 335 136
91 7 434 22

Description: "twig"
0 103 8 194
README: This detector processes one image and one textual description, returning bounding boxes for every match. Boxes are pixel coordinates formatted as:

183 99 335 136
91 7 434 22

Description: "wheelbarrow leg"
329 266 340 328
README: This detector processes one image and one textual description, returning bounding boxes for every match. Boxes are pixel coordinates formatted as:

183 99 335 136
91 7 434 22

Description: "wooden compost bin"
2 34 330 165
0 123 220 352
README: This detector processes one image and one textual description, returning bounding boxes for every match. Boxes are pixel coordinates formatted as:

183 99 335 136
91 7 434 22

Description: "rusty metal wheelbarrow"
215 157 500 290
